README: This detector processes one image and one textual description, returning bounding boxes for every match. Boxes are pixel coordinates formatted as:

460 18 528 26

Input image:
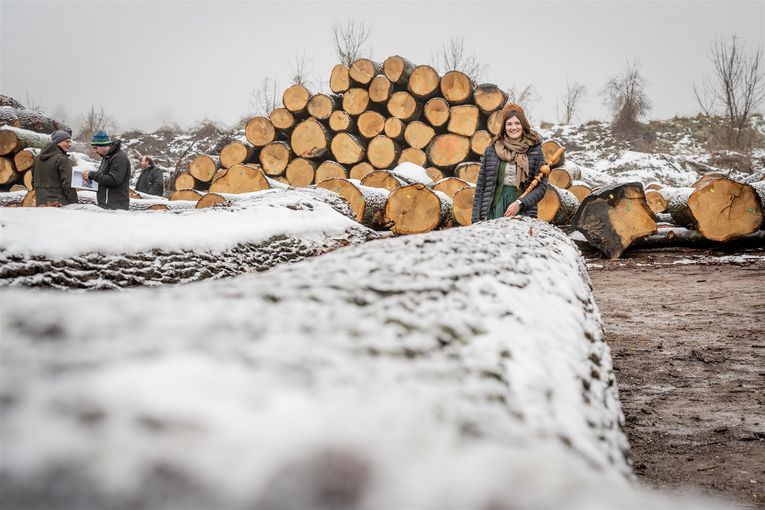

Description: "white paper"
71 169 98 190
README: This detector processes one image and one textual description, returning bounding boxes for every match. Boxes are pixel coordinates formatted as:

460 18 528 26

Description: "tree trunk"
398 148 427 167
384 183 452 234
473 83 508 113
630 227 765 250
423 97 450 128
189 155 221 183
407 65 441 100
282 84 312 115
315 160 347 184
432 176 471 198
455 161 481 183
403 121 436 150
329 64 350 93
330 132 367 165
568 181 592 203
440 70 473 104
328 110 356 133
382 54 416 85
685 178 763 241
368 75 394 104
667 188 696 228
209 164 271 194
357 111 386 139
316 177 389 228
452 185 475 226
426 134 471 170
342 88 370 116
387 91 421 123
538 185 580 225
259 141 292 176
691 172 727 189
245 116 276 147
13 148 37 172
470 130 491 157
349 58 381 86
291 118 330 159
572 182 657 259
383 117 406 141
220 141 258 169
447 105 481 137
285 157 317 187
367 135 401 169
361 170 407 191
307 94 339 121
174 172 196 190
270 108 296 133
0 156 19 185
0 126 50 156
349 162 375 181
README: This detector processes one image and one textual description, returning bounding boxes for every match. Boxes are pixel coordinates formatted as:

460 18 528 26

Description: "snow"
0 189 359 259
391 161 433 184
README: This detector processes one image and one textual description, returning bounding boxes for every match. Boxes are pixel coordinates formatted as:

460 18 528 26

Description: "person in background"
471 103 547 222
33 130 79 206
135 156 164 196
82 130 130 210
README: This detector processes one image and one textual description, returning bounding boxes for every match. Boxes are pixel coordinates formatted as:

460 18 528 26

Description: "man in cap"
82 130 130 210
32 130 79 206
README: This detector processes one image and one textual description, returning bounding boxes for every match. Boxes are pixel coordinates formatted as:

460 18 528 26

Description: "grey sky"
1 0 763 133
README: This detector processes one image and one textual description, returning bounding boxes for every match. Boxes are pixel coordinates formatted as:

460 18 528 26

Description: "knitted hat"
50 130 72 144
91 130 112 146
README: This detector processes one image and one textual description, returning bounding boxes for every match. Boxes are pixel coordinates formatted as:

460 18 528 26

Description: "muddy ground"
587 246 765 508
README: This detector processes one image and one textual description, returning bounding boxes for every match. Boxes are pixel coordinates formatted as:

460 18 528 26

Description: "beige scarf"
494 135 533 187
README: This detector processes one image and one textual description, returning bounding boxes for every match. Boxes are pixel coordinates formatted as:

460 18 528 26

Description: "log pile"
0 126 51 190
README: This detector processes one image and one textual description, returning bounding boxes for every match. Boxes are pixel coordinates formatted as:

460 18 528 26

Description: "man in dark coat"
135 156 164 196
32 130 79 206
82 130 130 210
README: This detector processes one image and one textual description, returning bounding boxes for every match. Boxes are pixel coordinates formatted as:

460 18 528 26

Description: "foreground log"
170 189 204 201
470 130 492 156
629 227 765 250
486 110 503 135
0 126 50 156
349 162 375 181
384 184 452 234
368 75 394 104
328 110 355 133
316 177 389 228
13 148 37 172
22 190 35 207
189 155 221 183
541 140 566 169
269 108 296 132
572 182 657 258
209 164 271 194
452 186 476 225
174 173 196 191
220 141 258 169
22 170 33 190
538 185 580 225
342 88 370 116
403 121 435 150
357 111 386 139
330 132 367 165
383 117 406 141
360 170 407 191
387 91 421 123
548 168 572 189
408 65 440 100
455 161 481 183
306 93 338 121
398 147 427 167
348 58 381 86
644 189 668 214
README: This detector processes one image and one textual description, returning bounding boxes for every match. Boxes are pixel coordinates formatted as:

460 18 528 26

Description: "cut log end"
384 184 450 234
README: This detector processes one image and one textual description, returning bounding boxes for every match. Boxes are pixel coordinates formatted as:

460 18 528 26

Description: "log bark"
568 181 592 203
0 126 50 156
432 177 471 198
329 64 350 93
13 148 37 172
0 156 19 185
315 161 347 183
368 75 394 104
209 164 271 194
383 117 406 141
269 108 296 132
342 88 370 116
357 111 386 139
447 105 481 137
285 158 317 187
572 182 657 258
174 173 196 190
189 155 221 183
328 110 356 133
0 190 26 206
426 134 471 170
384 184 452 234
330 132 367 165
440 70 473 104
291 118 330 159
452 185 476 226
387 91 421 123
538 185 580 225
398 148 427 167
220 141 258 169
259 141 292 176
349 58 381 86
0 106 21 128
455 161 481 184
403 121 436 150
473 83 508 113
407 65 440 100
282 84 312 114
316 177 389 228
367 135 401 169
667 188 696 228
349 162 375 181
307 94 339 120
423 97 450 128
245 116 276 147
361 170 407 191
382 54 416 85
685 178 763 241
470 130 491 157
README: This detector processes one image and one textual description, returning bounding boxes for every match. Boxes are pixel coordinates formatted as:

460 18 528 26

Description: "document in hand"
71 169 99 190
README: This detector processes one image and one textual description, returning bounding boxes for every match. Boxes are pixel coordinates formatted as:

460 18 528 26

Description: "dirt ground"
587 246 765 509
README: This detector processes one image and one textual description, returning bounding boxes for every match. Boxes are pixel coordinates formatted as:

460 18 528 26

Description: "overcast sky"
1 0 763 134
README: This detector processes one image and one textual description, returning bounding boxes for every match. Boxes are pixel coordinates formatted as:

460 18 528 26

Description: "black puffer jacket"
91 140 130 210
135 165 164 196
471 143 547 222
32 142 79 206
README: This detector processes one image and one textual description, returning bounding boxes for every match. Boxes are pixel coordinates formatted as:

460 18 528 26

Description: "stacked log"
0 127 51 188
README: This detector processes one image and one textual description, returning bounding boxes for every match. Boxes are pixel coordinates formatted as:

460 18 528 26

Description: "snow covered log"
361 170 407 191
538 185 580 225
0 126 51 156
629 226 765 250
316 178 389 228
384 184 452 234
1 218 715 509
0 190 26 206
0 189 377 289
572 182 657 259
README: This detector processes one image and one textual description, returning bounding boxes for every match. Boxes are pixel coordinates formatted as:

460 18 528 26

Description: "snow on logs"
1 217 699 508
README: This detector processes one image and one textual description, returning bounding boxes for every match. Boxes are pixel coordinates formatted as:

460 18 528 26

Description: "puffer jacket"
32 142 79 206
471 143 547 222
91 140 130 210
135 165 164 196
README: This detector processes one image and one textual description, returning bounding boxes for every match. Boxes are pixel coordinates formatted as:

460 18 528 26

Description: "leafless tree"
432 35 488 83
24 92 42 111
694 35 765 148
505 84 539 109
76 104 119 142
556 81 587 124
600 59 652 132
332 18 372 66
288 49 313 88
249 77 281 116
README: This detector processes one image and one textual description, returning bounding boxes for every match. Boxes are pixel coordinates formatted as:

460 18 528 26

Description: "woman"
471 103 547 222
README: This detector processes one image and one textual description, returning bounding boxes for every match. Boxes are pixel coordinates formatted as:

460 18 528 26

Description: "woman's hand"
504 200 522 217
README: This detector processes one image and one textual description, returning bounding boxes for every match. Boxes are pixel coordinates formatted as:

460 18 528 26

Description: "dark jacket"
33 142 79 206
135 165 164 196
91 140 130 210
471 143 547 222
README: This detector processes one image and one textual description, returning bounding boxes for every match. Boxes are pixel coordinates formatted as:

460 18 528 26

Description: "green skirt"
491 185 521 219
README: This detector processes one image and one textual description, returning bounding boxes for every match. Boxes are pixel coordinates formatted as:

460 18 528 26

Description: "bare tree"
432 35 488 82
694 35 765 148
506 84 539 108
76 104 119 142
288 49 313 88
332 18 372 66
24 92 42 111
249 77 281 116
600 59 652 132
556 81 587 125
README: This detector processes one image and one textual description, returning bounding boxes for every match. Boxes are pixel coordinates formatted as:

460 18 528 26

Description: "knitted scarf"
493 135 533 187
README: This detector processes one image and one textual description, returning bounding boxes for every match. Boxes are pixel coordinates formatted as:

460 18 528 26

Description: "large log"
348 58 381 86
189 155 221 183
220 141 258 169
315 160 347 183
306 93 339 120
259 141 292 176
330 132 367 165
282 84 311 114
0 156 19 185
423 97 450 128
269 108 296 132
209 164 271 194
447 104 481 137
426 134 471 170
285 158 317 187
473 83 508 113
0 126 50 156
245 116 276 147
329 63 350 93
403 121 435 150
357 111 386 139
0 106 21 128
367 135 401 169
398 147 427 167
290 118 330 159
455 161 481 184
316 177 389 228
387 91 421 123
0 190 26 207
538 185 580 225
13 148 37 172
342 88 370 116
452 185 476 226
407 65 441 100
382 54 416 85
470 130 492 156
368 75 394 104
440 70 473 104
328 110 356 133
0 107 69 134
572 182 657 258
384 183 452 234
